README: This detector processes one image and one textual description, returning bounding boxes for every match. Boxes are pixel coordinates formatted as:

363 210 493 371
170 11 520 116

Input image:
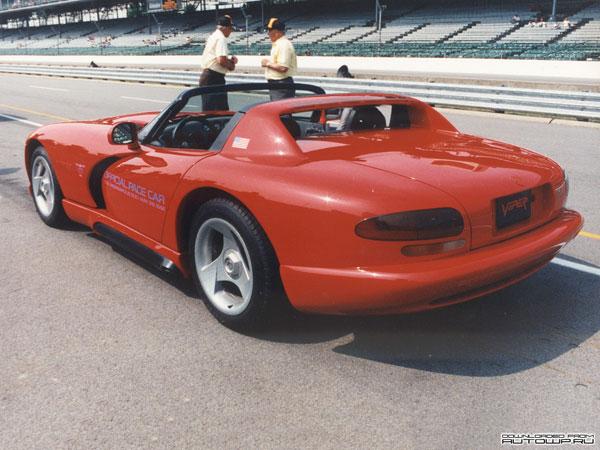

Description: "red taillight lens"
355 208 464 241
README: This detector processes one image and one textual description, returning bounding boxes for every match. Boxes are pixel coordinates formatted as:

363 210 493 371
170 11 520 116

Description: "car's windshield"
181 88 313 114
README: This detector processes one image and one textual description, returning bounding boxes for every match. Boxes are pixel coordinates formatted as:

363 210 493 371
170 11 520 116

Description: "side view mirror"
110 123 139 149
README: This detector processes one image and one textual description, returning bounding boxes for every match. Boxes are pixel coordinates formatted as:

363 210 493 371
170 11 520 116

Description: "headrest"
349 106 386 130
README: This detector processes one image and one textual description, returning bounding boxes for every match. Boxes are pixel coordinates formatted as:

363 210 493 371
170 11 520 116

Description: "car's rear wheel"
30 146 68 227
189 198 283 329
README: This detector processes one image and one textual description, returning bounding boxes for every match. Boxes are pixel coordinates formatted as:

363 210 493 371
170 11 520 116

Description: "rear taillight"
355 208 464 241
401 239 466 257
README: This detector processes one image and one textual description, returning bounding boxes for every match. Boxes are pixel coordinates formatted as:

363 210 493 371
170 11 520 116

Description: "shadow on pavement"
88 232 199 298
84 224 599 378
0 167 20 176
254 258 600 377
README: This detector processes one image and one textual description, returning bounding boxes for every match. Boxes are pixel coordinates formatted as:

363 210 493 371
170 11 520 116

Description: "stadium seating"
0 0 598 60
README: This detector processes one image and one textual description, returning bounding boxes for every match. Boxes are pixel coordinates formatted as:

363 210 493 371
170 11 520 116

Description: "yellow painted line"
0 103 72 122
580 231 600 240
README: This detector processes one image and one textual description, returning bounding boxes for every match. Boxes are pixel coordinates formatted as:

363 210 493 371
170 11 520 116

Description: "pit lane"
0 73 598 449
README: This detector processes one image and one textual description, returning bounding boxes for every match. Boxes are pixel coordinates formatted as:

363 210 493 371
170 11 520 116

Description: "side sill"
94 222 177 274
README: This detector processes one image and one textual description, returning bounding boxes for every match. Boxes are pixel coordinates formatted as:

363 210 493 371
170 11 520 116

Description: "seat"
347 106 386 130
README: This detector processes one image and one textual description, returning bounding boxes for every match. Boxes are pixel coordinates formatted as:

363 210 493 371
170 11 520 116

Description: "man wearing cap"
261 18 297 101
200 15 238 110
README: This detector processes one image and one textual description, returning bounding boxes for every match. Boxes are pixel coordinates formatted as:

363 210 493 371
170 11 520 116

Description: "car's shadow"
87 232 200 297
253 257 600 377
93 233 599 378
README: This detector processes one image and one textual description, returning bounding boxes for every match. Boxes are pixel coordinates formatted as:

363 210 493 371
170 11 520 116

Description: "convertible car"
25 83 583 329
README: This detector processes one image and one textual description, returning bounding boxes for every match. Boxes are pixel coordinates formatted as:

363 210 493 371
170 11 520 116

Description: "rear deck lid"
298 129 563 249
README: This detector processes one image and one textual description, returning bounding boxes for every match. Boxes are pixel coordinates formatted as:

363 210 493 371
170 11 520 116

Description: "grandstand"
0 0 598 60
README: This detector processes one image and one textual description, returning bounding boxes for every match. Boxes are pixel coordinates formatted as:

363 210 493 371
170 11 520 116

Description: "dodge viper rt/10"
25 83 583 329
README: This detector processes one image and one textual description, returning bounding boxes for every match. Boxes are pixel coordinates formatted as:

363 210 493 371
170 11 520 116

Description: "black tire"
189 198 285 330
29 146 69 227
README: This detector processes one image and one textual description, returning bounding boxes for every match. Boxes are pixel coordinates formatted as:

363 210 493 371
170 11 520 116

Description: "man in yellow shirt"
200 15 238 110
261 18 297 101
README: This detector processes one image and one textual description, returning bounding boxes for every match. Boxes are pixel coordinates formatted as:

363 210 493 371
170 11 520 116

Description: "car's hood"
94 112 159 127
299 129 563 249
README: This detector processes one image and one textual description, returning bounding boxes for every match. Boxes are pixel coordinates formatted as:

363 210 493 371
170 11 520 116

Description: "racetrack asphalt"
0 73 598 449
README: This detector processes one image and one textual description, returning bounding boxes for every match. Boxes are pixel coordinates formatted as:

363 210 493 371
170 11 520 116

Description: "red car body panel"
25 92 583 315
281 210 580 314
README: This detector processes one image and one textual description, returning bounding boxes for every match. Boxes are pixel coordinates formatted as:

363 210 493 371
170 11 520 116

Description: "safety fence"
1 64 599 120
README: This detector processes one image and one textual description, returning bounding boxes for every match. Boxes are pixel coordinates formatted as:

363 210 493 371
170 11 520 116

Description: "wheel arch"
175 187 279 265
25 139 44 181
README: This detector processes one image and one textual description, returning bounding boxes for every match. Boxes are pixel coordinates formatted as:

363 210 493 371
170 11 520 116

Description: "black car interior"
151 114 234 149
346 105 387 130
149 104 410 149
280 104 410 139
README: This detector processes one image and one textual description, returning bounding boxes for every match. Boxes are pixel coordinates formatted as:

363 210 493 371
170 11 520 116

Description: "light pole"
151 13 162 54
550 0 557 21
376 0 386 57
241 5 251 55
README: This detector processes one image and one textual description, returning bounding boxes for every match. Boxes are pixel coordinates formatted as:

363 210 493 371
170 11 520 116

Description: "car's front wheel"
189 198 283 330
30 146 68 227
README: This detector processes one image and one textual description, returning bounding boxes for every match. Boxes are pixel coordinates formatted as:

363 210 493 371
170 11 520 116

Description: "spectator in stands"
562 17 571 28
511 14 520 24
199 15 238 111
261 18 297 101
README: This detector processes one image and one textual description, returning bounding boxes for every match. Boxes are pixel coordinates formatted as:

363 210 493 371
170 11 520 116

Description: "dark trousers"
199 69 229 111
267 77 295 101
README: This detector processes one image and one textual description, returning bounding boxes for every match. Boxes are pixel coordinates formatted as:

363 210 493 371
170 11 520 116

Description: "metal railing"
1 63 599 120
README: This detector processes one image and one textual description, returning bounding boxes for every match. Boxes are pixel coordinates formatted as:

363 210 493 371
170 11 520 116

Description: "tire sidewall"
189 199 275 329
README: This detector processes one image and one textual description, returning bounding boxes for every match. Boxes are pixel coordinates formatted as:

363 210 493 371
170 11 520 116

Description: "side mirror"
110 123 139 149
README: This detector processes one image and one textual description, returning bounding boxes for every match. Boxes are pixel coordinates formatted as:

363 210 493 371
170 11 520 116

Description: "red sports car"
25 83 583 329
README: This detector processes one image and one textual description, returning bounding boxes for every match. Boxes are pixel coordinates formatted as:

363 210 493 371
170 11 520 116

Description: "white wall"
1 54 599 84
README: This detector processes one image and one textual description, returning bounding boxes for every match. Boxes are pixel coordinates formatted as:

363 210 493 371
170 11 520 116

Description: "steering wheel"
171 116 215 148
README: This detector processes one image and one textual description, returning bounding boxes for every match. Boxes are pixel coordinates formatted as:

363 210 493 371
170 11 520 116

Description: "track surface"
1 73 599 449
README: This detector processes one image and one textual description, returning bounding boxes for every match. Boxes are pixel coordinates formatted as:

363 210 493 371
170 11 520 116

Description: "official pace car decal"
103 171 166 211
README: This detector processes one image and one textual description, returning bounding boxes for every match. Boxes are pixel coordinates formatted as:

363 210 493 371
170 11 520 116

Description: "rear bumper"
280 209 583 315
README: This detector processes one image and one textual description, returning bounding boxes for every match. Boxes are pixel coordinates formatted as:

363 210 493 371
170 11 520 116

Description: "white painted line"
29 85 69 92
551 257 600 277
121 96 170 104
0 113 42 127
